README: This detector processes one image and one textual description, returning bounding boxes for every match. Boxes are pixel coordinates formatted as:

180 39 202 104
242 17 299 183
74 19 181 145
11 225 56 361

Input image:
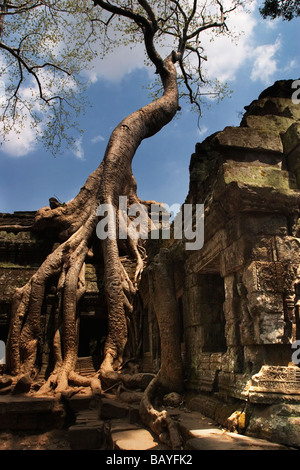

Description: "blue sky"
0 2 299 214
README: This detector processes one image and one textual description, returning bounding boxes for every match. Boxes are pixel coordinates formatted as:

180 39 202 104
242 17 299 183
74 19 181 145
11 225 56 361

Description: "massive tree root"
4 54 184 447
139 249 184 449
5 56 178 380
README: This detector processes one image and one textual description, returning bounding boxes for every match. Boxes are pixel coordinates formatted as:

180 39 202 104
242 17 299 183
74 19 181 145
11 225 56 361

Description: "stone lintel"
248 365 300 404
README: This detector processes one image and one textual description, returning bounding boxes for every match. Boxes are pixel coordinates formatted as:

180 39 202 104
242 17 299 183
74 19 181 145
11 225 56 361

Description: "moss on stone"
223 163 298 192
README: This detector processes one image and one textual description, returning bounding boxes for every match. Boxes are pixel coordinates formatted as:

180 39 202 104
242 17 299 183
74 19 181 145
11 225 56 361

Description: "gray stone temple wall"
140 80 300 447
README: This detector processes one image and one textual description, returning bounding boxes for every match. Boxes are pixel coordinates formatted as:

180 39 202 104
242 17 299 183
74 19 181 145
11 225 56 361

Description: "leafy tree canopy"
260 0 300 20
0 0 246 154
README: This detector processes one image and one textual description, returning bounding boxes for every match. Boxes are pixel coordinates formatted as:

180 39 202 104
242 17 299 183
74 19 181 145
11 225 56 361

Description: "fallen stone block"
110 420 165 451
100 398 130 419
68 421 105 450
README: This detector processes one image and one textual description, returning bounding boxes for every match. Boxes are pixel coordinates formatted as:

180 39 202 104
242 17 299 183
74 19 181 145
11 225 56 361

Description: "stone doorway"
200 272 226 354
78 316 107 372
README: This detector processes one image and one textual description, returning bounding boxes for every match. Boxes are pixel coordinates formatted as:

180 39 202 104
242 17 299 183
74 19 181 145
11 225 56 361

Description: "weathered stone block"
224 320 239 347
275 236 300 263
239 315 255 346
249 366 300 403
239 214 288 237
222 162 296 191
0 396 65 431
197 352 210 370
218 370 250 398
246 403 300 448
221 238 246 275
243 97 300 121
248 237 276 262
242 114 295 134
243 261 285 294
198 369 218 392
212 127 283 153
0 267 37 302
243 346 266 373
110 420 162 450
188 394 219 418
257 313 286 344
209 352 224 370
68 421 105 450
218 350 242 374
100 398 130 420
282 122 300 187
282 122 300 155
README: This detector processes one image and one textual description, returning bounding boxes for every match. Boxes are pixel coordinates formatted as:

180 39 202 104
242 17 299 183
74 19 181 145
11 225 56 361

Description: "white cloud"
0 124 38 157
250 37 281 83
198 125 209 137
200 5 258 82
84 1 260 88
0 92 40 157
263 17 280 29
73 136 85 160
0 60 80 158
281 58 298 75
0 0 294 160
196 2 285 89
91 134 105 144
85 42 148 84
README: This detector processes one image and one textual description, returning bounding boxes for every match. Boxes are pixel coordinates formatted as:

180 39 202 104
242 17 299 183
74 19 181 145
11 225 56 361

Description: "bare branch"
187 19 225 40
0 0 43 16
169 0 187 23
0 0 245 152
93 0 166 73
137 0 157 29
178 59 201 113
31 62 71 76
0 41 69 106
93 0 149 28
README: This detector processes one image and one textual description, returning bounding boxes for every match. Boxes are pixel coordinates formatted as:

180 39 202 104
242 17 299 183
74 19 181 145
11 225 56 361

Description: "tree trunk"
5 54 180 402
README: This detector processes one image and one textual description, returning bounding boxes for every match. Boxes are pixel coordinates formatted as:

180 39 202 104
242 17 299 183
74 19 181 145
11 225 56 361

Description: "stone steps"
67 393 292 451
68 409 106 450
75 356 97 378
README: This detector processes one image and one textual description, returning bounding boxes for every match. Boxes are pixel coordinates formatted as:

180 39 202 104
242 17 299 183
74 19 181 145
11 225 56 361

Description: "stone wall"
140 80 300 447
0 212 109 374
